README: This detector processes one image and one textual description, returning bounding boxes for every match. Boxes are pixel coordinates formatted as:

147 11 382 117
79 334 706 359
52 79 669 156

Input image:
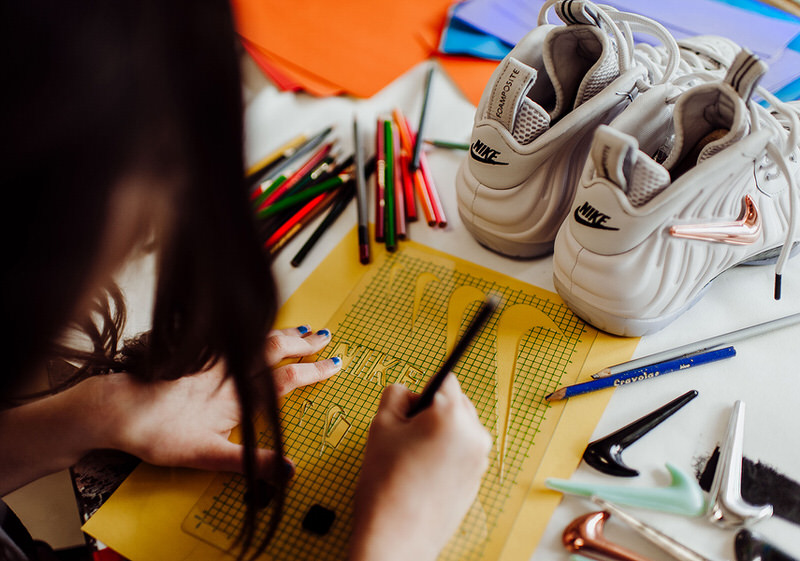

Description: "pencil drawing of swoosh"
669 195 761 245
494 304 562 482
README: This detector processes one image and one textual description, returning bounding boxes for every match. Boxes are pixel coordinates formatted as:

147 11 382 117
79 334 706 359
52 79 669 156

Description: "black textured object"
302 504 336 536
699 448 800 527
735 529 799 561
583 390 698 477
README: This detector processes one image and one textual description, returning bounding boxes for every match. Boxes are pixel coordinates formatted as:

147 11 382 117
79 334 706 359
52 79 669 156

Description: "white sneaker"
455 0 739 258
553 49 800 336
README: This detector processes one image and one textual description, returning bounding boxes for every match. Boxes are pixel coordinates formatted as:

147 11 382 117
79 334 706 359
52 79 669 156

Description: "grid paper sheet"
183 244 596 560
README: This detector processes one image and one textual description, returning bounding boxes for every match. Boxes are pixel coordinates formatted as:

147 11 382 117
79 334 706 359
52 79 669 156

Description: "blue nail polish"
297 325 309 334
316 329 330 337
331 356 342 367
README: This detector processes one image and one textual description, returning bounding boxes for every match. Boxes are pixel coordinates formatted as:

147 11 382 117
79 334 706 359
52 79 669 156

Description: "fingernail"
297 325 310 334
316 329 331 337
331 356 342 368
282 458 296 480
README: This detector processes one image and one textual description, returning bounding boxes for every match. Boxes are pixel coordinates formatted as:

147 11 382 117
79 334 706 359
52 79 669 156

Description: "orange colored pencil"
412 168 436 226
419 152 446 227
392 109 419 222
394 109 435 225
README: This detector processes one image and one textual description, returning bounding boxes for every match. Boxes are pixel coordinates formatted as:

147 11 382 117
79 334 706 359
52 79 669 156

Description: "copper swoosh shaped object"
669 195 761 245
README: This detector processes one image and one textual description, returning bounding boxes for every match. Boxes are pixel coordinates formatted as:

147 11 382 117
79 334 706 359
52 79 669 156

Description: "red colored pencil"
391 123 407 239
264 190 336 252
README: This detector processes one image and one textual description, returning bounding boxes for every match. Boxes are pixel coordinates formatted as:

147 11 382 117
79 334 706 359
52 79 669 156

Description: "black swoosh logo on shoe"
574 201 619 231
469 140 509 166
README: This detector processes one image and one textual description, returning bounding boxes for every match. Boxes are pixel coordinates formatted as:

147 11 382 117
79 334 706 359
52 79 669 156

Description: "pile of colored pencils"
247 126 364 264
374 108 446 253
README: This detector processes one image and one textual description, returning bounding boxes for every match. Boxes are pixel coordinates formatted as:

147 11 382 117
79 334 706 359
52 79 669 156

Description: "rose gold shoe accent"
562 511 657 561
669 195 761 245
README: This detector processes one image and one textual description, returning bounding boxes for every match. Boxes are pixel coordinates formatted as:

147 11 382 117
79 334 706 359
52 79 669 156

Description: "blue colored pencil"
545 346 736 401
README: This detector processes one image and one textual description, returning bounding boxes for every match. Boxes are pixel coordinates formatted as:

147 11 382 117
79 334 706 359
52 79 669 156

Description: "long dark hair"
2 0 285 557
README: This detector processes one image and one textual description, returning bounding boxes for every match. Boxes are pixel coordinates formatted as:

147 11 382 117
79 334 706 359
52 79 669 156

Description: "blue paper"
441 0 800 100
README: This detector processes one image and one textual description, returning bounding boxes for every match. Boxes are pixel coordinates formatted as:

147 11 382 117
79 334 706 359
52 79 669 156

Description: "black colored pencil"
407 294 500 417
290 181 356 267
410 66 435 171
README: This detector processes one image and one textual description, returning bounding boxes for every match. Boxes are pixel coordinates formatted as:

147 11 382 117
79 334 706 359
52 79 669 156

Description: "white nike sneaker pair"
456 0 739 259
456 0 800 336
553 50 800 336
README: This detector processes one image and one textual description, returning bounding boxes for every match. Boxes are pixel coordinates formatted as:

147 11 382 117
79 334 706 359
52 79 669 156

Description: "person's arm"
0 378 111 496
0 326 339 496
350 374 492 561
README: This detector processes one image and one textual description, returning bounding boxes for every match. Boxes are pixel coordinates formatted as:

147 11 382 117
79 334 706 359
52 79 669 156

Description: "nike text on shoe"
553 50 800 336
455 0 739 259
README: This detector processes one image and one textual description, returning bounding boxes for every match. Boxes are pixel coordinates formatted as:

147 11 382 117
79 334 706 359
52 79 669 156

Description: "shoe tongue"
591 125 671 207
543 25 620 121
661 83 749 174
485 56 551 145
662 49 766 174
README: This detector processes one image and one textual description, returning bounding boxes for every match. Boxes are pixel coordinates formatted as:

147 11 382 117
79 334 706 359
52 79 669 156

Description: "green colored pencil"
383 118 396 252
258 175 347 219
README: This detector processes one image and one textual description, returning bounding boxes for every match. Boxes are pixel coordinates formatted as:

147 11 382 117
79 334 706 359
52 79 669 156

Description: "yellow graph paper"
82 228 638 561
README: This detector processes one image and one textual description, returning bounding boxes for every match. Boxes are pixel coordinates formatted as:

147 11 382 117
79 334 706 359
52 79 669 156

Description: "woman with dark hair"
0 1 491 560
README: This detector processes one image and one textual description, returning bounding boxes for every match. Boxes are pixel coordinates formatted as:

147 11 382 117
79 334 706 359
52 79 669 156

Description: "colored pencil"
395 110 436 225
252 175 287 209
290 182 356 268
258 174 348 219
391 122 406 240
407 294 500 417
419 151 446 227
248 125 333 194
545 346 737 401
391 108 418 222
413 168 436 226
375 117 386 242
265 190 338 254
256 142 334 211
353 116 371 264
410 65 435 171
383 118 397 252
592 312 800 379
246 132 307 180
424 139 469 151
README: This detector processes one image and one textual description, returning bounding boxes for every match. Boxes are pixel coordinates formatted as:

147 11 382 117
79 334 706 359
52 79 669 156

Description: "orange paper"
232 0 452 98
436 54 498 106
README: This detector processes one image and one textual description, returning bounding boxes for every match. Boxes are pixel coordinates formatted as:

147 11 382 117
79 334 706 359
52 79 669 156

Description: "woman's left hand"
95 325 339 476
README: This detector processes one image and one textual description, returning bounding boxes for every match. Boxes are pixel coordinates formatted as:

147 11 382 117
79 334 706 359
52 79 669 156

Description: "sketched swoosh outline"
669 195 761 245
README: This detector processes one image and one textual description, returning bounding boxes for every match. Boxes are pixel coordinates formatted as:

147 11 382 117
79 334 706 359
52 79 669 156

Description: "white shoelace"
537 0 739 94
537 0 680 87
752 87 800 298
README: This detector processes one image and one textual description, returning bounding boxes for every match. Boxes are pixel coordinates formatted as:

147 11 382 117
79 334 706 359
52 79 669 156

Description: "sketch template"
182 247 592 561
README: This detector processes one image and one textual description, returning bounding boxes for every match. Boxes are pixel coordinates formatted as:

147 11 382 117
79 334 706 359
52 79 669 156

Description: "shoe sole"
555 242 800 337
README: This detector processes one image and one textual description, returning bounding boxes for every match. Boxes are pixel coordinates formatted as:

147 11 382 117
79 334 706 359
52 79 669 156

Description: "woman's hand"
350 374 492 561
96 326 340 476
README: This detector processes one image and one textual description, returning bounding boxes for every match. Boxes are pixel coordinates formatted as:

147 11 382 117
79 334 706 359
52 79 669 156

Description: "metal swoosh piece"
546 463 706 516
669 195 761 245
